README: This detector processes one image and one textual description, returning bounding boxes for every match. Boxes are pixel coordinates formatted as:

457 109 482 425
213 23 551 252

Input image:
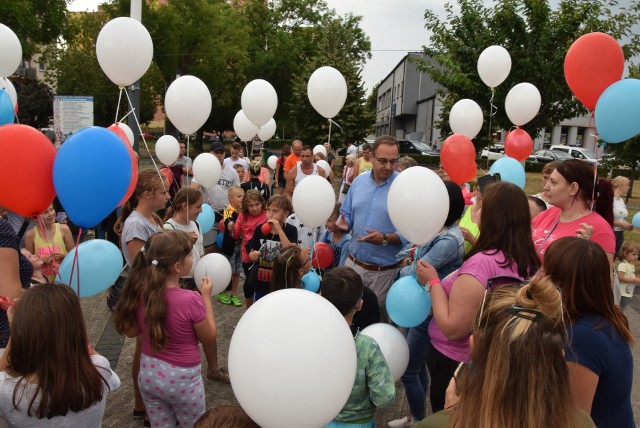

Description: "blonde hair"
450 276 581 428
619 241 640 260
228 186 244 197
612 175 630 189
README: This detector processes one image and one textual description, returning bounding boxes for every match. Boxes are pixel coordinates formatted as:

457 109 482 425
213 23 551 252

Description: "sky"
67 0 446 94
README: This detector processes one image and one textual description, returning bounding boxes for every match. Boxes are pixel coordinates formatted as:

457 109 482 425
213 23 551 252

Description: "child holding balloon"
114 230 219 428
218 186 245 307
230 190 267 307
320 267 395 428
163 186 205 291
318 203 351 269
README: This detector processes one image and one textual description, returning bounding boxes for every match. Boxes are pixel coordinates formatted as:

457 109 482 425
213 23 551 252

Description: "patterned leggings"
138 354 205 428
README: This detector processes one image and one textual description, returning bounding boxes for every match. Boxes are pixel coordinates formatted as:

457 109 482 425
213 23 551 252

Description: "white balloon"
388 167 449 245
229 289 357 428
0 24 22 78
313 144 327 157
165 75 212 135
267 155 278 170
95 17 153 87
316 160 330 176
449 99 483 139
0 78 17 111
307 66 348 119
292 175 335 228
361 323 410 382
194 253 232 295
192 153 222 188
116 122 134 146
477 45 511 88
505 82 541 126
258 118 276 141
233 110 259 141
241 79 278 127
155 135 180 166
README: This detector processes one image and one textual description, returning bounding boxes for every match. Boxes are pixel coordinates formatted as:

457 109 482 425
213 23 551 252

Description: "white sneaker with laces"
388 416 412 428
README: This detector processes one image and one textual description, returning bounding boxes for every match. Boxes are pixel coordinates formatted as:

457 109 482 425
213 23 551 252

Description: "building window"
38 62 45 71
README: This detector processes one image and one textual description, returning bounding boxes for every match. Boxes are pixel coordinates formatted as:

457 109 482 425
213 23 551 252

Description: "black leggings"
426 342 461 413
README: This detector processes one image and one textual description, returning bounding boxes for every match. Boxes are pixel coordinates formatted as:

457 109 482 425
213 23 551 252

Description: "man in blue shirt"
336 135 406 321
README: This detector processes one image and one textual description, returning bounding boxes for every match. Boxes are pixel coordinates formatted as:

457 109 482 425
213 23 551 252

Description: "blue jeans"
400 315 432 421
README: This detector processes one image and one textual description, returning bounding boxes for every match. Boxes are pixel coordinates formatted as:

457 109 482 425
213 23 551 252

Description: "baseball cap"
209 141 224 152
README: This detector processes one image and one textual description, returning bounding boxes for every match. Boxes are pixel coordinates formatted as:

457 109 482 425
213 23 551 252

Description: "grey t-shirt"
120 210 162 266
0 354 120 427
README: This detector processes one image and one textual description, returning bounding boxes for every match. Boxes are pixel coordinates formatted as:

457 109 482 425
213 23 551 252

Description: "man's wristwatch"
381 233 388 246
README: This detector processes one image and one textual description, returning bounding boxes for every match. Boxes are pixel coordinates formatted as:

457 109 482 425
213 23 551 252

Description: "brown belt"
348 254 399 272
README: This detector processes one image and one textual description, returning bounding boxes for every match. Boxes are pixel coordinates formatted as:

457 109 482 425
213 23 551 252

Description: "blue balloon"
197 203 215 233
58 239 124 298
489 156 526 189
632 212 640 229
53 127 132 227
595 79 640 144
302 270 321 293
0 89 13 125
386 276 432 328
216 231 224 248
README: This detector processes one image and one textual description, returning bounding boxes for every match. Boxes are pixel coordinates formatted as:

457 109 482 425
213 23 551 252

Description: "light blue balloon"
386 276 432 328
0 90 13 125
302 270 321 293
58 239 124 298
489 156 526 189
632 212 640 229
595 79 640 144
197 203 215 233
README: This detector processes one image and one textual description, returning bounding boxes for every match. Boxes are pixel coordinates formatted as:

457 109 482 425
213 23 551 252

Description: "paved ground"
84 280 640 427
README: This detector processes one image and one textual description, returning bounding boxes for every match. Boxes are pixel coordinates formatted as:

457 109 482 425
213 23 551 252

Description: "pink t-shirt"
232 211 268 263
137 288 206 367
428 251 524 363
531 206 615 259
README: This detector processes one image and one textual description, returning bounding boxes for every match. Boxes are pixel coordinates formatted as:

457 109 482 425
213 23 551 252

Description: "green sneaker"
229 295 243 307
217 291 231 305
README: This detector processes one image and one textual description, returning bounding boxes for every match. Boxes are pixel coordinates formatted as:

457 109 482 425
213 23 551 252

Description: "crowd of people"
0 134 636 427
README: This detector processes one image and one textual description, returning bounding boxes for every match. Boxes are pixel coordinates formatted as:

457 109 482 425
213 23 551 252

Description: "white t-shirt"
346 145 357 157
0 355 120 427
613 196 628 232
164 218 204 278
618 260 636 298
223 157 248 171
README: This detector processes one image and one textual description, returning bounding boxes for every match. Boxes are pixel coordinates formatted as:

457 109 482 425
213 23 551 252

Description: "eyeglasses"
373 155 399 166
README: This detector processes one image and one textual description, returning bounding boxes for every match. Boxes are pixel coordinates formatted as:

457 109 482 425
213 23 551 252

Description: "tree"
4 0 68 58
418 0 640 149
44 10 162 128
11 76 54 129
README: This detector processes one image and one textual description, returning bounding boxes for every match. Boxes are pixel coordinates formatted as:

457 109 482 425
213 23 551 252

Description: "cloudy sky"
68 0 446 94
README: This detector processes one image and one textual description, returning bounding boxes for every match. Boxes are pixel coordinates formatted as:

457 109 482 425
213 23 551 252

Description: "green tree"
419 0 640 149
43 11 161 127
11 76 54 129
4 0 68 58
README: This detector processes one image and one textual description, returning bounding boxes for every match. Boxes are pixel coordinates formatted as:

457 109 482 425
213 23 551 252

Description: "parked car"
397 139 439 156
550 145 600 165
527 149 573 163
480 144 505 161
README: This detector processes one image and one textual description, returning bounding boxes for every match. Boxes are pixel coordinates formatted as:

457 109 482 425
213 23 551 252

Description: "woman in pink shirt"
417 182 540 413
531 159 615 261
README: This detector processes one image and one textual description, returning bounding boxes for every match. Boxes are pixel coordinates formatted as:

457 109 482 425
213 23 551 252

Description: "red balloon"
0 124 57 216
219 219 226 233
109 124 139 207
261 222 272 235
504 128 533 161
312 242 334 269
564 32 624 110
441 134 477 185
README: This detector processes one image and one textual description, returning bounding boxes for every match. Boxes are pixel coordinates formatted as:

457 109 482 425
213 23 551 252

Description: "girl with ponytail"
115 230 218 428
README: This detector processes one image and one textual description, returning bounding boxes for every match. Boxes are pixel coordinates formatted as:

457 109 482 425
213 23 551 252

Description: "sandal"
207 368 230 383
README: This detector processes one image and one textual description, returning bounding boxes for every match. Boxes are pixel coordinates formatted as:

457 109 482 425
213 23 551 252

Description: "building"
375 52 596 151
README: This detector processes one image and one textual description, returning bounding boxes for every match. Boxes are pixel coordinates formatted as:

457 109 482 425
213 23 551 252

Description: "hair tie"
140 247 145 253
151 260 158 266
506 305 542 323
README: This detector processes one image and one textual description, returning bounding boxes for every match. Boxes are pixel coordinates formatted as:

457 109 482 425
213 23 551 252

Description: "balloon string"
589 110 598 214
327 119 332 147
114 88 123 124
487 88 497 143
121 88 172 205
68 228 82 295
118 109 134 124
309 229 317 274
186 135 190 221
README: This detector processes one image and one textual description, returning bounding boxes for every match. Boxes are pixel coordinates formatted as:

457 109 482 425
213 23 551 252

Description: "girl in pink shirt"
115 230 218 428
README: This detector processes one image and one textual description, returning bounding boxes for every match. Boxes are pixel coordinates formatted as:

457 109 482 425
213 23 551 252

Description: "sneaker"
207 368 230 383
217 291 231 305
229 295 243 307
388 416 411 428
